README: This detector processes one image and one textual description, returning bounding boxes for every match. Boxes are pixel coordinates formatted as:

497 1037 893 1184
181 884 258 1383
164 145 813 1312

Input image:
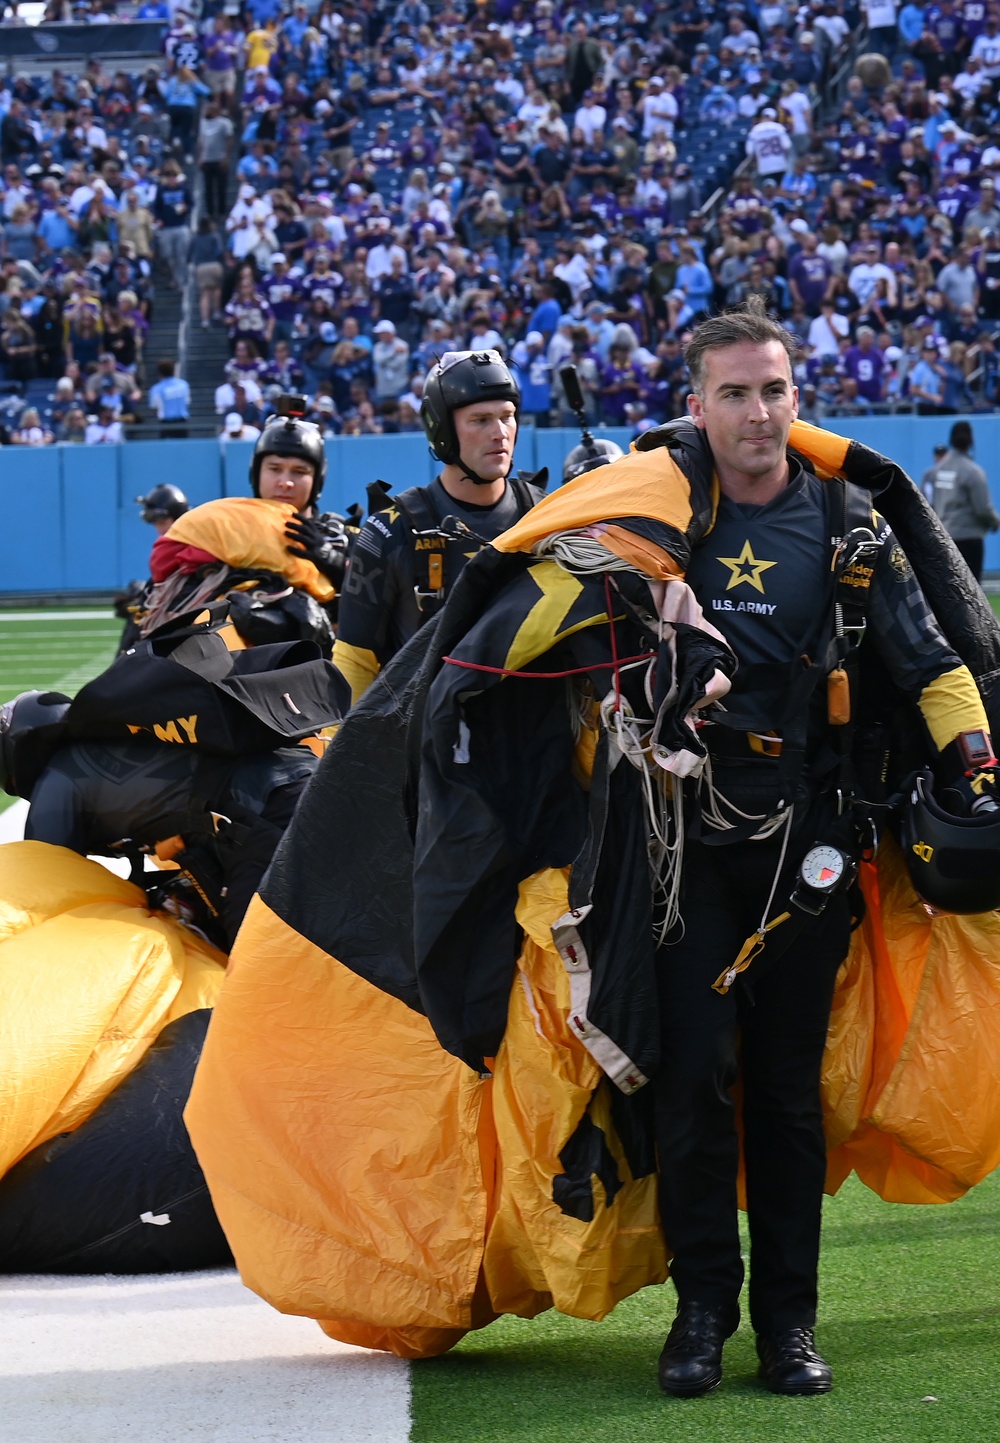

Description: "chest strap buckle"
748 731 783 758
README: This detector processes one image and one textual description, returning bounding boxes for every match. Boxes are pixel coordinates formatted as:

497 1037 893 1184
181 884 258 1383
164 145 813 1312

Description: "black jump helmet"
420 350 520 485
562 437 625 483
898 769 1000 914
135 484 189 525
0 690 72 800
251 394 327 505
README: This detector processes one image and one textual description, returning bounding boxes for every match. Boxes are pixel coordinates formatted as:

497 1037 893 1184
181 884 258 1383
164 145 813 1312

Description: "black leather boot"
756 1328 833 1395
658 1301 740 1397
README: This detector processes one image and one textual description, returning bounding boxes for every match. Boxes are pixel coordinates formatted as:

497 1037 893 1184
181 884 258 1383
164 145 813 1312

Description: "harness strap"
395 477 546 616
696 477 883 845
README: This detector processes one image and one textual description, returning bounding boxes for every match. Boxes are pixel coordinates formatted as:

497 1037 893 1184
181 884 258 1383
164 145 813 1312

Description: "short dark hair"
684 297 797 393
950 419 973 452
157 358 176 378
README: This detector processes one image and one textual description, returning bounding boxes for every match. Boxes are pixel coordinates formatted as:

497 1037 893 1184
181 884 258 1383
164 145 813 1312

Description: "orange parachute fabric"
492 418 850 579
157 498 335 604
187 868 668 1360
0 842 226 1180
824 839 1000 1202
186 418 1000 1358
187 842 1000 1360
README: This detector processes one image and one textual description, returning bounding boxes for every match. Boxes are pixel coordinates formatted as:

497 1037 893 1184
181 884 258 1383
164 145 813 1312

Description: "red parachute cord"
440 653 655 681
441 576 654 684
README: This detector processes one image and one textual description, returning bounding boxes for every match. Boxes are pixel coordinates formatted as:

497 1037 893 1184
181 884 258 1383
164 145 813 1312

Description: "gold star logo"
717 540 777 594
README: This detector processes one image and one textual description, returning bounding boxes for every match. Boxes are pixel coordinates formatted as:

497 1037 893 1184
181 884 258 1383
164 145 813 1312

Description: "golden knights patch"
889 544 914 583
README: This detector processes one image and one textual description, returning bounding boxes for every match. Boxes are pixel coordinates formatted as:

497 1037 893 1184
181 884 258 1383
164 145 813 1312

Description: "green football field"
410 1169 1000 1443
0 608 120 813
0 608 997 1438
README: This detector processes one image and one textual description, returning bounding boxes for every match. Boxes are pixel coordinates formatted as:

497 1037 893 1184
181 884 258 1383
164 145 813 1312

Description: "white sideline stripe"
0 1271 411 1443
0 799 28 843
0 611 116 621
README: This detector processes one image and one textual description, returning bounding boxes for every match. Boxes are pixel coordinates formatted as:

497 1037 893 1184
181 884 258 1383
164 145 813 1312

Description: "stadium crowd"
205 0 1000 436
2 0 1000 441
0 51 196 443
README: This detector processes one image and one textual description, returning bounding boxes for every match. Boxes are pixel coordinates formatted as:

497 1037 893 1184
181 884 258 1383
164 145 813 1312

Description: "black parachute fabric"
0 1010 232 1274
261 546 664 1079
66 617 351 757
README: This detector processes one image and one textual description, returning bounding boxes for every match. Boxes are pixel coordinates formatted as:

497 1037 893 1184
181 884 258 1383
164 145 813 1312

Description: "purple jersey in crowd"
843 344 885 402
935 180 975 227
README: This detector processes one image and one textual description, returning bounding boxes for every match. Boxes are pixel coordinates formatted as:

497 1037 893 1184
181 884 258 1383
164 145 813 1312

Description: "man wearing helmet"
250 396 357 595
115 486 194 648
136 484 190 536
562 437 624 483
131 398 356 648
333 350 546 702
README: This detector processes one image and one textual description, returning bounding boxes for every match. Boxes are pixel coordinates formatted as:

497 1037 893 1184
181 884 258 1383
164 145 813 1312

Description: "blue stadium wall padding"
2 417 999 594
62 446 119 592
2 447 64 592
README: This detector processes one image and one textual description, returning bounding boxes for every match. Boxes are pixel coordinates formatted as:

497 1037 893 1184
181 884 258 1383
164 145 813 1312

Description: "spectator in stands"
203 14 239 108
197 101 234 224
909 338 951 413
149 358 191 438
58 406 89 445
189 218 224 331
153 160 193 291
222 409 261 443
10 407 53 446
225 270 274 356
938 243 981 314
164 67 210 163
32 294 64 378
117 188 156 265
84 352 142 416
746 107 794 178
843 325 887 403
3 204 38 265
85 402 123 445
371 319 410 401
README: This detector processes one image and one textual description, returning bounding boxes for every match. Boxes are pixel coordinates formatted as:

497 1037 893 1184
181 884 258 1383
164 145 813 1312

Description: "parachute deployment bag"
66 620 350 756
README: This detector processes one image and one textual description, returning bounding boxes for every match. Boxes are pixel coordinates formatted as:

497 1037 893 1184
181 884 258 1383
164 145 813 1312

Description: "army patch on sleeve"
889 544 913 582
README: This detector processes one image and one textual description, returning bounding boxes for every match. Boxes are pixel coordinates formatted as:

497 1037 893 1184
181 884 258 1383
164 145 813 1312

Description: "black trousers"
953 537 984 584
201 160 228 219
654 803 851 1335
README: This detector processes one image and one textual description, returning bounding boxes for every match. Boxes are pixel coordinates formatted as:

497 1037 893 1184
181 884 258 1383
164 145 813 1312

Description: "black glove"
285 515 349 588
651 624 738 757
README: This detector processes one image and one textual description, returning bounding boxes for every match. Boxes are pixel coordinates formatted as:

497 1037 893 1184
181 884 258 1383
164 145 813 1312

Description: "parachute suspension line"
605 574 623 715
535 531 641 576
699 753 792 841
757 803 795 939
598 679 686 947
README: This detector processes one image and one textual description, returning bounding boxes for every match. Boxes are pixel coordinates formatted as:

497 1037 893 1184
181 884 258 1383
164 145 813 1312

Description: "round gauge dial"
799 845 846 892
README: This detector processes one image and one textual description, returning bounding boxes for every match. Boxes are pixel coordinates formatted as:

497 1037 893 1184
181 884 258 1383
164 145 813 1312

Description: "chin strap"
453 444 513 490
457 455 513 488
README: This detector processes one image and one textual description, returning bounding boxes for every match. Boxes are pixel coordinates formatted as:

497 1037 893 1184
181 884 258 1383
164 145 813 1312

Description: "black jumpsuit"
654 460 966 1335
26 741 318 947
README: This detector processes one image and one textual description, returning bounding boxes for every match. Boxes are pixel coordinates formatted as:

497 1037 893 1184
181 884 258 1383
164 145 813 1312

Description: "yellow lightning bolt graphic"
716 540 777 594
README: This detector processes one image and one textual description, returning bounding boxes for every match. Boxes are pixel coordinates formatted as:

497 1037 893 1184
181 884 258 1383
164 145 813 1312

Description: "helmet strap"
455 450 513 488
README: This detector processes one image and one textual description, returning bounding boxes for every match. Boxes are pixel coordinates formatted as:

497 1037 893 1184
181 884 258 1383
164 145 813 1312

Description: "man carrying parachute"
0 417 354 1269
134 396 358 650
186 299 1000 1394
